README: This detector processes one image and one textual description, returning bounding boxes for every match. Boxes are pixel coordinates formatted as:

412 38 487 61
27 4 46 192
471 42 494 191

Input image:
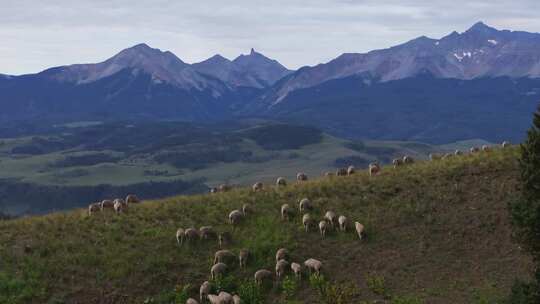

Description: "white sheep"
276 259 290 279
88 202 101 216
369 163 380 177
233 294 241 304
319 220 328 239
210 187 218 194
100 199 114 211
211 263 227 280
403 155 414 164
113 200 124 214
242 204 251 216
186 298 199 304
482 145 490 152
125 194 139 204
291 262 302 279
296 172 308 181
502 141 510 148
214 249 236 265
338 215 347 232
302 213 314 232
176 228 185 246
185 228 199 243
207 294 221 304
199 226 216 240
218 291 233 304
347 166 355 175
239 249 249 268
276 177 287 186
229 210 243 227
252 182 263 192
254 269 273 286
281 204 292 221
304 258 322 276
470 147 479 153
324 211 337 228
392 158 403 168
355 222 365 240
200 281 211 303
455 149 463 156
275 248 288 262
298 198 312 213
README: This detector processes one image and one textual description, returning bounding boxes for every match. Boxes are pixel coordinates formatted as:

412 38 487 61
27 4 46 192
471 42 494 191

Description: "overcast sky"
1 0 540 75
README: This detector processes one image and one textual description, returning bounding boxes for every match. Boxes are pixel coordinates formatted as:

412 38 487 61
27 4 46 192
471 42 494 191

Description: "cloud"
1 0 540 74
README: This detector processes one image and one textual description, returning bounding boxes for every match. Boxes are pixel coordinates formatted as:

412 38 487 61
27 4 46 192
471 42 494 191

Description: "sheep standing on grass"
347 166 355 175
276 177 287 186
239 249 249 268
214 249 236 265
218 291 233 304
281 204 292 221
276 259 290 279
298 198 312 213
336 168 347 176
125 194 139 204
291 262 302 279
502 141 510 148
369 163 380 177
211 263 227 280
319 220 328 239
324 211 337 229
210 187 218 194
185 228 199 244
355 222 365 240
229 210 243 227
304 258 322 276
200 281 211 303
199 226 216 240
392 158 403 168
338 215 347 232
186 298 199 304
403 155 414 164
470 147 479 153
254 269 273 286
233 294 241 304
296 172 308 182
455 149 463 156
88 202 101 216
303 214 314 232
482 145 491 152
207 294 221 304
276 248 289 262
242 204 251 216
176 228 185 246
100 199 114 211
113 200 124 214
252 182 263 192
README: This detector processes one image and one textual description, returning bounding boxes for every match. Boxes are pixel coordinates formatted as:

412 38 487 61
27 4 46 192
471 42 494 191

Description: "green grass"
0 147 530 303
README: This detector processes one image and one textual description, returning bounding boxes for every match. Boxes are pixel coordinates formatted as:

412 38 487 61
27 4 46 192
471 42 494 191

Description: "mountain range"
1 22 539 143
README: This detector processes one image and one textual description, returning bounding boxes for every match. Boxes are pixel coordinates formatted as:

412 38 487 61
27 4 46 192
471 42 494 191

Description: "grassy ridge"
0 148 531 303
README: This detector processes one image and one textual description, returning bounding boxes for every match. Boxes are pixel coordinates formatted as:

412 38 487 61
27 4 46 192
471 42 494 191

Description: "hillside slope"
0 148 532 303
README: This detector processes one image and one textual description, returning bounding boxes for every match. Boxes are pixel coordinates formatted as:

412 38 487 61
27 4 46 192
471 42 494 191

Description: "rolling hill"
0 147 531 303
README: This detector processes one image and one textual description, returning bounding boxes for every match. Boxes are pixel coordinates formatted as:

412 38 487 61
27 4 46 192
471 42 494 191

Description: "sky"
1 0 540 75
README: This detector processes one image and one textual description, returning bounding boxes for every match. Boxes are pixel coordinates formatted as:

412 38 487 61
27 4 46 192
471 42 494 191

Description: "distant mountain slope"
266 22 540 103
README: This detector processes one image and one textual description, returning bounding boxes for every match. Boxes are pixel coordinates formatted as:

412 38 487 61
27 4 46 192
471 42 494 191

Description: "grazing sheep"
114 198 127 212
455 149 463 156
229 210 243 226
239 249 249 268
113 200 124 214
276 177 287 186
276 259 290 279
347 166 355 175
185 228 199 243
502 141 510 148
200 226 216 240
482 145 490 152
176 228 185 246
218 184 231 192
281 204 292 221
254 269 273 286
470 147 480 153
338 215 347 232
302 213 314 232
88 202 101 216
403 155 414 164
291 262 302 279
200 281 211 303
207 294 221 304
319 220 328 239
392 158 403 168
211 263 227 280
369 163 380 177
100 199 114 211
218 291 233 304
214 249 236 265
233 294 241 304
210 187 218 194
296 172 308 181
276 248 289 262
336 168 347 176
218 232 232 248
429 153 441 161
252 182 263 192
242 204 251 216
324 211 337 228
304 258 322 276
125 194 139 204
298 198 312 212
186 299 199 304
355 222 365 240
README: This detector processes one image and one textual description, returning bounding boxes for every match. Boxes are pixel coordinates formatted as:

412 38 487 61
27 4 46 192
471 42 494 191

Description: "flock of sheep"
86 141 510 304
